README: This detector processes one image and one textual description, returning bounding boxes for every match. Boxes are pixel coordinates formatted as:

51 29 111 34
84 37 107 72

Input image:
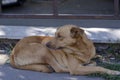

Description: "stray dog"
10 25 120 75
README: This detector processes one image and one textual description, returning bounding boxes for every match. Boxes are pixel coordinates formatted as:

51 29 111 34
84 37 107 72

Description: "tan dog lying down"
10 25 120 75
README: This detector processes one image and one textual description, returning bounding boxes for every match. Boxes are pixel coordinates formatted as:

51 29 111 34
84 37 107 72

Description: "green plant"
88 60 120 80
4 43 14 55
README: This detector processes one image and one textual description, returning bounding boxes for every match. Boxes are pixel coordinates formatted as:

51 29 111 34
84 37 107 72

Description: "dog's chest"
50 50 68 68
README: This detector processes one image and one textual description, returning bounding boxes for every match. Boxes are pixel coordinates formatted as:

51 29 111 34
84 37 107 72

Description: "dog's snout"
46 42 63 50
46 42 58 49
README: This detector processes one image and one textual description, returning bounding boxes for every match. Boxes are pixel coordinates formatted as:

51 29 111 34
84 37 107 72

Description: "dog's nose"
46 42 51 48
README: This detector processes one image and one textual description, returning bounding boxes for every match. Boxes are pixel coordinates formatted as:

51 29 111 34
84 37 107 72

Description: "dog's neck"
70 34 94 60
62 34 95 64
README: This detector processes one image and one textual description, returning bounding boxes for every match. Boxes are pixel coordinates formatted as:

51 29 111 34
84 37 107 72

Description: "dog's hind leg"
14 64 53 73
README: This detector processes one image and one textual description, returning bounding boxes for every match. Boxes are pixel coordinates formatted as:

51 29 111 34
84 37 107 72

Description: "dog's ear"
70 27 84 38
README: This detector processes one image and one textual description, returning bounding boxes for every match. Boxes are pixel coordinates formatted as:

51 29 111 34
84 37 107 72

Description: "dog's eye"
57 35 62 38
57 35 64 40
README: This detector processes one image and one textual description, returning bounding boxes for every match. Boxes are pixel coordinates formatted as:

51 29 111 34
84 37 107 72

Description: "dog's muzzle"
46 42 63 50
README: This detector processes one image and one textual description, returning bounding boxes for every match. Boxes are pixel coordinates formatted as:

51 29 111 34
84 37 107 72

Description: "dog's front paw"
107 70 120 75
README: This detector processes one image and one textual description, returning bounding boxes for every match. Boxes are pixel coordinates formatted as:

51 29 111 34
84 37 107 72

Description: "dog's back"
10 36 51 67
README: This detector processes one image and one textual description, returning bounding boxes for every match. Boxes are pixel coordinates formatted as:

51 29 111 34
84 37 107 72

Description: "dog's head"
46 25 84 49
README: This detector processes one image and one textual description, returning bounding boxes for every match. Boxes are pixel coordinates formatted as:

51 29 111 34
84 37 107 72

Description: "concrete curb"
0 25 120 43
